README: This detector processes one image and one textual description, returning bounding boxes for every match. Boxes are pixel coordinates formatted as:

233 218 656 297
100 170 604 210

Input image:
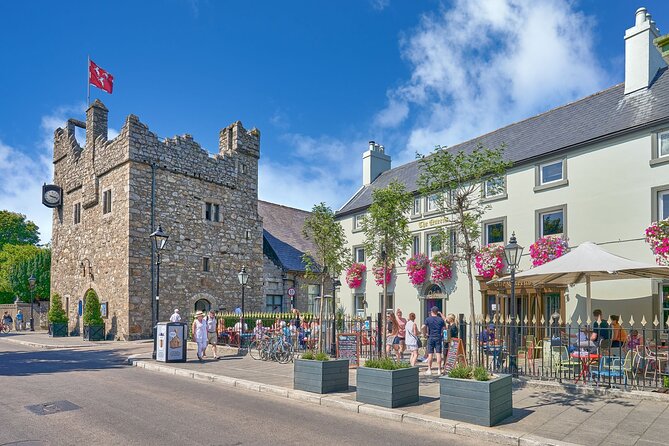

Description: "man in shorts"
422 306 446 375
205 310 219 359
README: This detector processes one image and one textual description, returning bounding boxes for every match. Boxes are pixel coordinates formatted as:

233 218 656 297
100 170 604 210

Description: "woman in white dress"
192 311 207 361
405 312 419 366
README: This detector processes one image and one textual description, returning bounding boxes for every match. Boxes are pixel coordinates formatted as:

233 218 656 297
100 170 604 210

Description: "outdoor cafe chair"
622 350 638 389
552 346 581 377
591 355 623 383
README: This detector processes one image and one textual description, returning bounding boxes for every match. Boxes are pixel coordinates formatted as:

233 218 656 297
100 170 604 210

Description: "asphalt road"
0 340 493 446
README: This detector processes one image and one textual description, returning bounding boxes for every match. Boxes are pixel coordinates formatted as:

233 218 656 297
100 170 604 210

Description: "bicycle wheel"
277 342 293 364
249 340 262 360
1 325 9 334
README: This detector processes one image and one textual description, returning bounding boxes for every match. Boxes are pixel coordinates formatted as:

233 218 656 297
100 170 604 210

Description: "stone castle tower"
51 100 263 340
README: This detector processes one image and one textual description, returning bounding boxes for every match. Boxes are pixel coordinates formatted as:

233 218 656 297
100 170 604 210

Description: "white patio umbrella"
496 242 669 317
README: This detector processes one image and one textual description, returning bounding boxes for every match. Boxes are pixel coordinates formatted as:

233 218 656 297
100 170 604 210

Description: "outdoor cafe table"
571 351 600 383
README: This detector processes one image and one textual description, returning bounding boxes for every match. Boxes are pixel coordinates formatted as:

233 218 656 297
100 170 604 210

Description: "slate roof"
338 68 669 216
258 200 317 272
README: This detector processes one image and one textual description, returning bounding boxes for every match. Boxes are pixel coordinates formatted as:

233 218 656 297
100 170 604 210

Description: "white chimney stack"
624 7 666 94
362 140 391 186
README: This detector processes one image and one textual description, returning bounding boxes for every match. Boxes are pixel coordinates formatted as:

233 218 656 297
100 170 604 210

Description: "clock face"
44 190 61 204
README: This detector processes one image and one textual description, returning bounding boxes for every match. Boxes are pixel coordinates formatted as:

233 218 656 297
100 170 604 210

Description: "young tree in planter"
361 180 413 353
302 203 350 352
417 143 511 365
48 293 69 335
83 289 104 328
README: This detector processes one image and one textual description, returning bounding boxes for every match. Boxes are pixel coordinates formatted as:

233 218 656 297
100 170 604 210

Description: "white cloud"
377 0 609 162
370 0 390 11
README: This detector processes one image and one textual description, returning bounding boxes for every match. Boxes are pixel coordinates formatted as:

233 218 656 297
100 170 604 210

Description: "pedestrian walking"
385 311 399 357
2 311 12 332
206 310 219 359
15 310 23 331
422 306 446 375
192 311 207 361
405 312 420 366
395 308 407 361
442 313 458 370
169 308 181 323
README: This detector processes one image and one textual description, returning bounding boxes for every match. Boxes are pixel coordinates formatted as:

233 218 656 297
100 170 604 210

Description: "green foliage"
83 289 103 326
48 293 68 324
473 366 490 381
302 202 350 279
364 357 411 370
448 364 473 379
6 247 50 303
361 180 413 266
301 351 315 360
314 352 330 361
0 210 40 249
0 244 41 297
664 376 669 389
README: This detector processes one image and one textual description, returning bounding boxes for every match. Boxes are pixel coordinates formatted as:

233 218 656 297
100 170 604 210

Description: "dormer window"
353 213 365 231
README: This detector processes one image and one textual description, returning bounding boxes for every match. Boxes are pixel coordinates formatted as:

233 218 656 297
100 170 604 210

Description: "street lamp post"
28 274 36 331
503 232 523 376
331 277 341 356
150 226 169 359
237 266 249 352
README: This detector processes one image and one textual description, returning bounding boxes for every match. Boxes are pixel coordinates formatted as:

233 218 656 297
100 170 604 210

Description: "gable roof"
338 68 669 216
258 200 317 272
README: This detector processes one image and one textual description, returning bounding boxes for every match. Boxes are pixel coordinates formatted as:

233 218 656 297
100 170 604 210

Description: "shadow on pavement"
0 347 129 377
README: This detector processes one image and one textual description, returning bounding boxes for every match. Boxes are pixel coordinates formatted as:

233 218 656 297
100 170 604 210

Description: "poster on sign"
444 338 467 372
336 332 360 368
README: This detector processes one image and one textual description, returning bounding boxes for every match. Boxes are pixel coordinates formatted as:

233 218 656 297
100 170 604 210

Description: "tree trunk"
382 257 387 357
459 209 478 367
318 273 325 353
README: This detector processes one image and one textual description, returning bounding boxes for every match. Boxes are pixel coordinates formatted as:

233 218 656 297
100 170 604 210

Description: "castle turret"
86 99 108 148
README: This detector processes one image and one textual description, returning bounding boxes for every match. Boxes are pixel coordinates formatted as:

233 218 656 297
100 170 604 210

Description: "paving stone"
455 423 521 446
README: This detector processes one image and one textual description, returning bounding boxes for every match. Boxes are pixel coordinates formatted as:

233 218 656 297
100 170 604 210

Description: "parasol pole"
586 274 592 321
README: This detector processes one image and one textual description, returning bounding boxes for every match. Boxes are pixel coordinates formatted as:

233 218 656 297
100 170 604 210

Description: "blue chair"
591 355 623 382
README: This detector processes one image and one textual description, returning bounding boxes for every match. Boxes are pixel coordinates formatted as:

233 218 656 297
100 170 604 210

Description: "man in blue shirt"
422 306 446 375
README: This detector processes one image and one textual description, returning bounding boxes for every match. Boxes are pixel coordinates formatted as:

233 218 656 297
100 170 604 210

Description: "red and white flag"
89 59 114 94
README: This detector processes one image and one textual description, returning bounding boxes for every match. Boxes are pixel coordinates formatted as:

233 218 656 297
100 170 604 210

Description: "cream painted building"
335 8 669 327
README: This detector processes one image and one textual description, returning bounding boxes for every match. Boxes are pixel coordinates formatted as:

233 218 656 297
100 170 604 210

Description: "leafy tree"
48 293 69 324
302 203 350 352
8 248 51 303
83 288 103 326
0 210 40 248
417 143 511 365
361 180 413 352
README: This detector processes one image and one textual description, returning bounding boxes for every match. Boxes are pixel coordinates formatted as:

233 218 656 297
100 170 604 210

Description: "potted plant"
430 252 454 284
439 365 512 427
406 253 429 286
645 218 669 265
356 357 419 408
474 244 505 279
529 236 569 267
294 351 350 394
82 289 105 341
371 263 393 287
48 293 68 337
345 262 366 289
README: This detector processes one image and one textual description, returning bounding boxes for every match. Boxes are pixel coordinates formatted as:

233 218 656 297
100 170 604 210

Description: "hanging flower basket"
430 252 454 283
372 264 393 286
346 262 367 289
529 236 569 267
406 254 430 286
645 218 669 265
475 244 505 279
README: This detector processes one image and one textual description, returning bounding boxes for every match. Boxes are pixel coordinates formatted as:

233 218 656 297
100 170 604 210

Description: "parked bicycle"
249 333 293 363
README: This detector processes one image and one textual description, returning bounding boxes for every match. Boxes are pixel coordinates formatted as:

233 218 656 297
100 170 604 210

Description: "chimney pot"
369 141 375 151
636 7 647 26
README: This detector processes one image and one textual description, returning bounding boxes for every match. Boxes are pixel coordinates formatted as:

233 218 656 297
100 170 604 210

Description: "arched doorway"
194 299 211 313
424 283 445 317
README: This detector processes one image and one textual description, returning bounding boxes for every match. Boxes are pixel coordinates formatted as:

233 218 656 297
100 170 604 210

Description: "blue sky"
2 0 669 243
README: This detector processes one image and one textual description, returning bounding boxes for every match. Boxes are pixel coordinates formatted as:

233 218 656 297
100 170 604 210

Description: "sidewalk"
130 346 669 446
0 330 153 352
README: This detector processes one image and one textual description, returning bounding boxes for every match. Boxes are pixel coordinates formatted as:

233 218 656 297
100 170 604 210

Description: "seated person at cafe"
627 329 642 351
610 315 627 348
479 324 495 344
575 326 596 352
591 309 610 344
252 319 265 340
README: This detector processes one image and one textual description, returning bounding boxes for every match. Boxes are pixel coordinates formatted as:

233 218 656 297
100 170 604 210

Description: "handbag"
409 329 422 348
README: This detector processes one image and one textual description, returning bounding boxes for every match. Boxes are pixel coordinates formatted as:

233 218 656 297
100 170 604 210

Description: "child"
627 330 641 351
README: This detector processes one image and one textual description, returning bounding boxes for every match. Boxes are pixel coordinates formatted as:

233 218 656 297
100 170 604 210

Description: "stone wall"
51 100 263 340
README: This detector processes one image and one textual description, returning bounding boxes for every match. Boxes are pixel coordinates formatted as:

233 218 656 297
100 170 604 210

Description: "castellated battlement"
53 100 260 195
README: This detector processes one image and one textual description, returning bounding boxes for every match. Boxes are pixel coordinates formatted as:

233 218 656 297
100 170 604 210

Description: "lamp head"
504 232 523 269
150 225 169 251
238 265 249 285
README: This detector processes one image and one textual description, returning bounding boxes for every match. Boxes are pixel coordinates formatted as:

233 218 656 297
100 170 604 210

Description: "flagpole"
87 55 90 107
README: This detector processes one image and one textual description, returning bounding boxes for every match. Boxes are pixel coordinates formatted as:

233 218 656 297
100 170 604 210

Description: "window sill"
650 157 669 167
481 193 508 204
352 228 364 234
534 179 569 193
424 210 441 217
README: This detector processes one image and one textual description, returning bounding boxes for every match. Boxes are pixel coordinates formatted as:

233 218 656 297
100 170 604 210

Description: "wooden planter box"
356 366 419 408
49 323 68 337
294 358 350 394
83 324 105 341
440 373 512 427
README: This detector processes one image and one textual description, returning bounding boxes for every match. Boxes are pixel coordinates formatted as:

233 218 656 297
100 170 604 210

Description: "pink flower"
346 263 366 289
529 236 569 267
406 254 430 286
475 244 505 278
372 264 393 286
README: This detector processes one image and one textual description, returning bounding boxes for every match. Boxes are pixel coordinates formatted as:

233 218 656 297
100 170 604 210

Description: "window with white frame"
412 197 422 215
307 284 321 314
539 208 565 237
354 294 365 317
658 131 669 158
426 194 439 212
353 213 365 230
483 176 505 198
484 220 505 244
539 160 564 185
660 190 669 220
379 293 394 312
412 235 420 256
354 246 365 263
427 233 442 258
